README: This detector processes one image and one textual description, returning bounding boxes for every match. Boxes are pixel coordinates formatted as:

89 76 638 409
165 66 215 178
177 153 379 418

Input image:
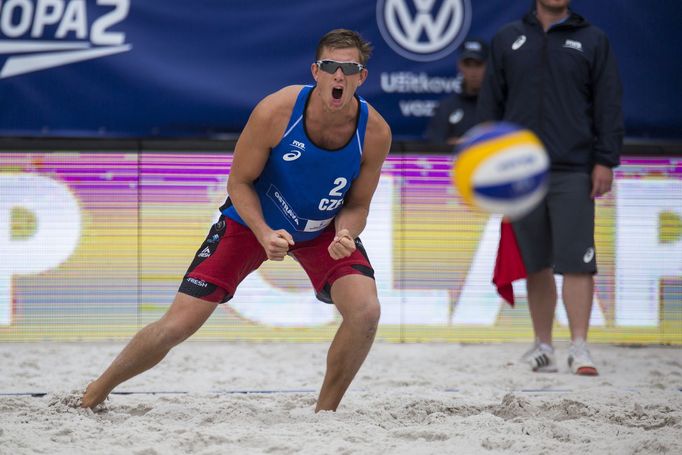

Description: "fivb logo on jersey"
377 0 472 62
0 0 131 79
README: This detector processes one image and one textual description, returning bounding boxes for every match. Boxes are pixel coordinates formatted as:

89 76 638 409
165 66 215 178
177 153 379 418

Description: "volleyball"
453 122 549 220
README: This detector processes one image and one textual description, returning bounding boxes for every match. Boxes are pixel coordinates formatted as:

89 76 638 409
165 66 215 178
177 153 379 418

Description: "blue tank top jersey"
222 85 369 242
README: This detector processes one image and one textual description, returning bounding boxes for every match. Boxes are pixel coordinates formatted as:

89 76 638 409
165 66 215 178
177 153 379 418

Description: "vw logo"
377 0 472 62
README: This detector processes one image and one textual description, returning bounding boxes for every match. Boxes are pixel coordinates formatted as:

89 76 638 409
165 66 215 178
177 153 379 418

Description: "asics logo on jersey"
512 35 526 50
283 150 302 161
198 247 211 258
283 140 305 161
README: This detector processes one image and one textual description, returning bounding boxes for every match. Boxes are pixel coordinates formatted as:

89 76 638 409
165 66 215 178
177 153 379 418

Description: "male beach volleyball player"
478 0 623 375
82 29 391 412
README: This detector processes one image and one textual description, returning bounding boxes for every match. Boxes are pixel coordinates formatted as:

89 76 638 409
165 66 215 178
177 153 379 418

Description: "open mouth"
332 87 343 100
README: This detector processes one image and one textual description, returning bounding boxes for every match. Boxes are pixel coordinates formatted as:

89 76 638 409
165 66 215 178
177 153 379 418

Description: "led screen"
1 153 680 342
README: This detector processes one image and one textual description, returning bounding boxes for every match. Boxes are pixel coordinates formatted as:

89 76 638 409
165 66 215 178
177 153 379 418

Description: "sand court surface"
1 342 680 454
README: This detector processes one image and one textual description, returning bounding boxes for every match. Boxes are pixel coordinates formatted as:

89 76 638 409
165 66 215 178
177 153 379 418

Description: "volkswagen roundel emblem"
377 0 472 62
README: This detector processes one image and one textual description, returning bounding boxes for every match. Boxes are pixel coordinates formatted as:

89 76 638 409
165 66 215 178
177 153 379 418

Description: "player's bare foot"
80 381 109 409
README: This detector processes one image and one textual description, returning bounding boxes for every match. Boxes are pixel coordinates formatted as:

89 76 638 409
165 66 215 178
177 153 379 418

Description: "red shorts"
178 217 374 304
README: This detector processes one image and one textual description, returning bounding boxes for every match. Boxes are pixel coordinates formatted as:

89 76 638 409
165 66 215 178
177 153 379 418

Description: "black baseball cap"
459 38 489 62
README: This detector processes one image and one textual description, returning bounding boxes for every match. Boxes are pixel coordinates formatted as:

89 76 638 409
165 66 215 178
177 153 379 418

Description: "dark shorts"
178 216 375 304
512 171 597 275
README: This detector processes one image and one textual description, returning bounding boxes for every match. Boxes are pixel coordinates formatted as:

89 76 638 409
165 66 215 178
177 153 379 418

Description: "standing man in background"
425 38 488 145
477 0 623 374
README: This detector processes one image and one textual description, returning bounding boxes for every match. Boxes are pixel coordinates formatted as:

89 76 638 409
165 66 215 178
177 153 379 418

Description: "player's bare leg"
526 267 557 345
562 273 599 374
562 273 594 341
81 293 217 409
315 275 380 412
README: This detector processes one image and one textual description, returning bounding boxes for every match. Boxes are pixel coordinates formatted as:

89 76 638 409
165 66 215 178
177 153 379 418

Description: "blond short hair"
315 29 373 65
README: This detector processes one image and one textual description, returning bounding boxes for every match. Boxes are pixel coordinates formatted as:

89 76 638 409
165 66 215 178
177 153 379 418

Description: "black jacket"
477 10 624 172
425 90 478 144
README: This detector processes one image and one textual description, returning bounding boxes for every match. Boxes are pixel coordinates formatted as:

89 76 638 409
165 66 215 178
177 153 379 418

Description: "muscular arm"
227 86 299 259
329 106 392 259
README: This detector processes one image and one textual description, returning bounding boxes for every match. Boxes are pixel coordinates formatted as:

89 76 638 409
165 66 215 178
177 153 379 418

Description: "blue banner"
0 0 680 140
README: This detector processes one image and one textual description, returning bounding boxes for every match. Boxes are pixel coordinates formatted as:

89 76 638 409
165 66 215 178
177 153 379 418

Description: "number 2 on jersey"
319 177 347 211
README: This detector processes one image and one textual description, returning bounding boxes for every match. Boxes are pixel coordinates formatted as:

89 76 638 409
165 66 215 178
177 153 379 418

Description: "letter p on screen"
0 174 81 325
616 179 682 327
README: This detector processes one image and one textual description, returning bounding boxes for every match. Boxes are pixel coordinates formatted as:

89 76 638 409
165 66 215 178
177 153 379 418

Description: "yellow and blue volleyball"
453 122 549 220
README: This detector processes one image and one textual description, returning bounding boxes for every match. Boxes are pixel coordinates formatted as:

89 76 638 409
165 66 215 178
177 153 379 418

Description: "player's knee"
348 298 380 332
153 320 194 347
366 300 381 328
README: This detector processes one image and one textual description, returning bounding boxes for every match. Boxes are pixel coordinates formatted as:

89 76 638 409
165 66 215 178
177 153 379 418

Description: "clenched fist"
260 229 294 261
328 228 356 260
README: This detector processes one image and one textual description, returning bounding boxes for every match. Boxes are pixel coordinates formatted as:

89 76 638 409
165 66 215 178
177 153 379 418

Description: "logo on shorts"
583 247 594 263
186 277 208 287
512 35 526 50
198 247 211 258
376 0 472 62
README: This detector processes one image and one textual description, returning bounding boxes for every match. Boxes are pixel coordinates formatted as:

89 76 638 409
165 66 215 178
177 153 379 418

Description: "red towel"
492 220 527 306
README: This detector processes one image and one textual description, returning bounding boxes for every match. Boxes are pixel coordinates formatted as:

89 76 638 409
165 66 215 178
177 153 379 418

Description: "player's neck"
462 82 479 97
309 92 357 125
535 6 569 31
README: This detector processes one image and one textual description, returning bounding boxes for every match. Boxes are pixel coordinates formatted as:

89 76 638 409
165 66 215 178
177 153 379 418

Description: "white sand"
1 342 680 454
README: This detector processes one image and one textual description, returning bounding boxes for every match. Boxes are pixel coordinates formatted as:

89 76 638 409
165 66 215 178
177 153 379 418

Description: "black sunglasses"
316 60 365 76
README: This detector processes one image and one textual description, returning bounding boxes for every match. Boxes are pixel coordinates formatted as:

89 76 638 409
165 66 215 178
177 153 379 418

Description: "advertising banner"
1 1 680 139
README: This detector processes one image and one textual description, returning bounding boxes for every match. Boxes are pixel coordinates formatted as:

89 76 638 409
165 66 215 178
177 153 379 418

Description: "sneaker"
521 341 558 372
567 339 599 376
